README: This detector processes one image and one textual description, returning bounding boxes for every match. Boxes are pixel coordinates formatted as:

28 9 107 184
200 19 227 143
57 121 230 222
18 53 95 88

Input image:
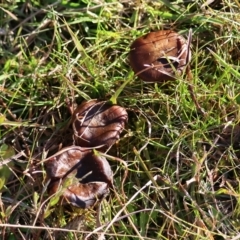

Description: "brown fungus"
45 147 113 208
72 99 128 150
129 30 191 82
129 29 205 114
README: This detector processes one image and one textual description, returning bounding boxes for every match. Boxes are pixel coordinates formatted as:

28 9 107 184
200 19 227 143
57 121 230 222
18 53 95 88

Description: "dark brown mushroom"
45 147 113 208
129 30 191 82
72 100 128 150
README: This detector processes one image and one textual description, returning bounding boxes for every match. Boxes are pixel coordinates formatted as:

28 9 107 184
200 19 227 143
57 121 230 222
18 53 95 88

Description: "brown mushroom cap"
60 182 109 208
45 147 113 208
129 30 190 82
72 100 128 150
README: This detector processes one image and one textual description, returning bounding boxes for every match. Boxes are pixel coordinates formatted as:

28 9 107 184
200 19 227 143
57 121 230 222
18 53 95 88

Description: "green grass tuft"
1 0 240 239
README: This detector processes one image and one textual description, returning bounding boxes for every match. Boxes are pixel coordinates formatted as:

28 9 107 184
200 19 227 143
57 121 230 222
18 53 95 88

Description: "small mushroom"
129 30 191 82
72 100 128 150
45 147 113 208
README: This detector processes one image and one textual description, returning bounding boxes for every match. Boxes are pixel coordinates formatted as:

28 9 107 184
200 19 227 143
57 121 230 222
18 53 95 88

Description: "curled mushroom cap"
45 147 113 208
51 181 109 208
72 100 128 150
129 30 191 82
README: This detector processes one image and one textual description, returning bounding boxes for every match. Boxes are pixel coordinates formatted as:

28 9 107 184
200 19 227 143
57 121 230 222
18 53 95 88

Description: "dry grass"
1 0 240 239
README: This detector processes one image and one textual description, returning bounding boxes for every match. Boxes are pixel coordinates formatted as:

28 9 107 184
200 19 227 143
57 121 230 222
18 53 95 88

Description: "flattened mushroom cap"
129 30 190 82
72 100 128 149
45 147 113 208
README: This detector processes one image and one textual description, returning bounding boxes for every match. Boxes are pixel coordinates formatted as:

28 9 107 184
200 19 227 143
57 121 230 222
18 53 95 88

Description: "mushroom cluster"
45 29 192 209
45 100 128 208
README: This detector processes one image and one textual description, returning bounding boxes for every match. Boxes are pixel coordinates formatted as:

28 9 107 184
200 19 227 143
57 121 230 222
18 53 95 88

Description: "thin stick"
186 66 206 115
